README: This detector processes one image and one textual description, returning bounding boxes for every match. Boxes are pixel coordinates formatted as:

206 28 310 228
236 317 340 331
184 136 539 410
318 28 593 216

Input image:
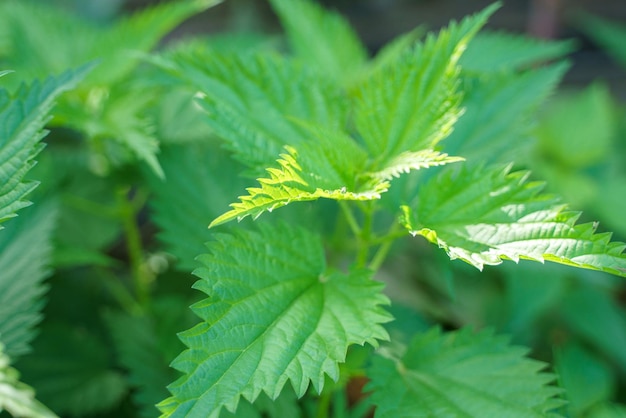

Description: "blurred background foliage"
1 0 626 417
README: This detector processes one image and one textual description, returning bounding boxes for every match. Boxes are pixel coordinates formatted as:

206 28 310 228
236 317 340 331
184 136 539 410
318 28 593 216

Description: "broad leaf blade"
269 0 368 84
162 51 349 175
354 4 498 165
444 62 569 164
400 164 626 277
367 327 564 417
147 143 248 270
460 30 575 73
159 222 391 417
0 67 88 229
0 200 57 360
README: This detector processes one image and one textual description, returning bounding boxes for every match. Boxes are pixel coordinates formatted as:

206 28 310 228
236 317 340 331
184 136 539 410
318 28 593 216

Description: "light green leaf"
353 4 498 165
460 30 575 73
268 0 368 84
0 67 88 229
370 150 464 181
0 0 219 178
159 222 391 417
444 62 569 164
400 164 626 277
0 200 56 360
0 344 57 418
209 125 384 227
161 51 349 175
366 327 564 418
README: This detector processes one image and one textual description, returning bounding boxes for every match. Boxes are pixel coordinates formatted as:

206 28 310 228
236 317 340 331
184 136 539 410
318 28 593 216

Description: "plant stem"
339 201 361 237
116 186 150 307
356 202 374 268
316 388 332 418
369 223 404 271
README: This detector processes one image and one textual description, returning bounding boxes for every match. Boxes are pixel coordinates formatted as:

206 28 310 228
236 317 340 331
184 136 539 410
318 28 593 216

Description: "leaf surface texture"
159 222 391 417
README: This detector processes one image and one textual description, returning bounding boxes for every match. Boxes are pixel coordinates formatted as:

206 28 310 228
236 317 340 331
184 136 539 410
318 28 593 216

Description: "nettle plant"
1 0 626 417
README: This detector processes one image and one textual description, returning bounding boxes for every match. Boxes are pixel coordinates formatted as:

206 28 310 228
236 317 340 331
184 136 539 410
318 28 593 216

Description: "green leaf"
0 344 57 418
579 14 626 68
0 0 221 85
353 4 497 166
268 0 368 84
0 0 219 178
370 150 464 181
444 62 569 164
559 285 626 371
554 342 615 416
587 403 626 418
104 298 192 418
460 30 575 73
535 83 615 168
148 143 249 270
0 67 88 229
159 222 391 417
208 125 384 227
366 27 425 77
0 200 56 360
366 327 564 418
400 164 626 277
161 51 349 175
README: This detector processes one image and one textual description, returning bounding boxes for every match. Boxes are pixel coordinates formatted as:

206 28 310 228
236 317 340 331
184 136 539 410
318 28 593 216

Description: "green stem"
316 388 332 418
116 187 150 307
369 223 404 271
96 268 142 315
339 201 361 237
356 202 374 268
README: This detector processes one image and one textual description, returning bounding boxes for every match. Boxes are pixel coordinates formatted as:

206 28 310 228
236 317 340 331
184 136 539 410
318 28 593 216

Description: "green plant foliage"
159 222 392 417
354 5 497 166
555 342 615 416
0 201 57 360
2 0 626 416
536 83 615 168
444 62 569 164
460 30 575 73
0 344 56 418
159 50 349 175
147 143 248 270
0 0 221 178
400 164 626 276
0 68 88 228
207 7 494 226
268 0 368 84
104 297 193 418
366 327 564 417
